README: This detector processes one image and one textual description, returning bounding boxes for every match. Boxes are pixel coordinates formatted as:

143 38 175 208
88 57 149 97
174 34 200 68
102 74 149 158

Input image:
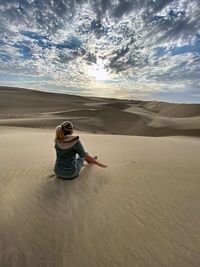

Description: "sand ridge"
0 86 200 137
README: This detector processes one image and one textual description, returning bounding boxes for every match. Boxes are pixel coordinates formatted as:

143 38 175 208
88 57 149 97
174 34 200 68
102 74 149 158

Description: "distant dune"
0 86 200 137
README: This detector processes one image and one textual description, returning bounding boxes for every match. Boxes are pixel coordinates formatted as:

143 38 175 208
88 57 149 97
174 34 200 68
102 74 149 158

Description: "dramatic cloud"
0 0 200 102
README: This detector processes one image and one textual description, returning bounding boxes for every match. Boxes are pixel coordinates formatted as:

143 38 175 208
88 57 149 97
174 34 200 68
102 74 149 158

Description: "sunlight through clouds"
0 0 199 102
87 58 109 81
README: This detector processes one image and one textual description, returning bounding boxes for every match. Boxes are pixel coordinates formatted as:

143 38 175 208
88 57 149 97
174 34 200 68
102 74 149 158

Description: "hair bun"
61 121 73 135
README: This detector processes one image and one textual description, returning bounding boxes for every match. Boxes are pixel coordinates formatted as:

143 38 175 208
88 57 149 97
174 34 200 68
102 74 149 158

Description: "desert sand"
0 87 200 267
0 86 200 137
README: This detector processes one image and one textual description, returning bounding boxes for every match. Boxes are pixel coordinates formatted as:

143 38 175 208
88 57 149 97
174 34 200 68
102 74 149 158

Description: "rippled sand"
0 127 200 266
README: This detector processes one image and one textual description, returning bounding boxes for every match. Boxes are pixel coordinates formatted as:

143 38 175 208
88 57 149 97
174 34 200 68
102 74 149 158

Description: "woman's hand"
85 154 96 163
85 154 108 168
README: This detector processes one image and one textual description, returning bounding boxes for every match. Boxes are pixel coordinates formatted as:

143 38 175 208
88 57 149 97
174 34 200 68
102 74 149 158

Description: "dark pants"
57 156 84 180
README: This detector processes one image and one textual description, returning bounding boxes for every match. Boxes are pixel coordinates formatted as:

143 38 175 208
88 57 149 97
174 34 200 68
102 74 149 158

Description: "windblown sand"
0 87 200 266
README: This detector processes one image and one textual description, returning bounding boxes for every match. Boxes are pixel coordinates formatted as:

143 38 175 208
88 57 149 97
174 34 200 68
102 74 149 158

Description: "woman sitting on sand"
54 121 107 179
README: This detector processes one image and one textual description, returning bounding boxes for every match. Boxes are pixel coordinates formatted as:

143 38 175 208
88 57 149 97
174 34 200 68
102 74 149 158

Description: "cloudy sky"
0 0 200 102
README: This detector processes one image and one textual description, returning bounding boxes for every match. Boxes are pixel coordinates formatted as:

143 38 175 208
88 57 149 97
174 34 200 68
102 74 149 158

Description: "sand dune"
0 87 200 266
0 86 200 137
143 101 200 118
0 127 200 266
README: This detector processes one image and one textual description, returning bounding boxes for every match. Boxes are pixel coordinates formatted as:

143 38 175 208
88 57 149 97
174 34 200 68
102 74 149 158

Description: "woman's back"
54 121 107 179
54 137 86 178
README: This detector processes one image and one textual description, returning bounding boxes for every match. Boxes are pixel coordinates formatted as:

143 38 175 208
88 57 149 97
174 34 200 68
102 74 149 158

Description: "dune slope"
0 127 200 267
0 86 200 137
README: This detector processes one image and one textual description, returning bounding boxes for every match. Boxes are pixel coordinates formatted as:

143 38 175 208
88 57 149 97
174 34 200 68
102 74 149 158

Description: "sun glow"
87 59 108 81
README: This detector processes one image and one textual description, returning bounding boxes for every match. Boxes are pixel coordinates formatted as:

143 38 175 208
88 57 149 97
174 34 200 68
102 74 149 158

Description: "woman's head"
55 121 74 140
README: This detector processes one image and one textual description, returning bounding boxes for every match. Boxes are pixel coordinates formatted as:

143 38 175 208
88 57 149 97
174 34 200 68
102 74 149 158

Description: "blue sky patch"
13 43 33 59
56 36 82 50
0 51 12 62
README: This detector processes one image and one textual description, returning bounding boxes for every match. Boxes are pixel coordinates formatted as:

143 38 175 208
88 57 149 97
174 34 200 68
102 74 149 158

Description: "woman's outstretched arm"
85 154 108 168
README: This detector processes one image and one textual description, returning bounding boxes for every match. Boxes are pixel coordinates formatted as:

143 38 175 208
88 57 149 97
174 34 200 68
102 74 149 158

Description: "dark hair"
61 124 72 135
61 121 73 136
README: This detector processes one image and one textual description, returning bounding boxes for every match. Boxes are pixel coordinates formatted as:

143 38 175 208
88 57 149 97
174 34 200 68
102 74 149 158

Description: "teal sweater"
54 140 86 178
